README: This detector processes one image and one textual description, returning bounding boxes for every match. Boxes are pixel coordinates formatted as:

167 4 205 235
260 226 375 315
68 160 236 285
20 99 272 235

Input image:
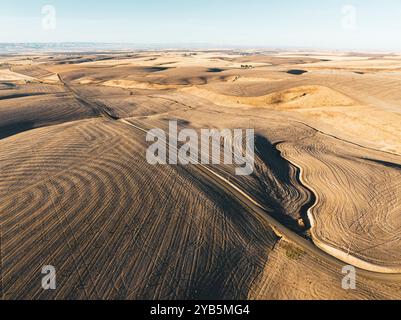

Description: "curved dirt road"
120 118 401 283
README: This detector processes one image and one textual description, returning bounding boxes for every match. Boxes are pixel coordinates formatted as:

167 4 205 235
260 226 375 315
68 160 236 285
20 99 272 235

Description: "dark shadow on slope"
363 158 401 171
286 69 308 75
0 82 17 90
207 68 224 73
255 135 315 231
0 92 47 100
0 121 35 139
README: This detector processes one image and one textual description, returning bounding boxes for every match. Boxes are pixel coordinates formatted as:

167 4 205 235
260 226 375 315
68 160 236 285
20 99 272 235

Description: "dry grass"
1 50 401 299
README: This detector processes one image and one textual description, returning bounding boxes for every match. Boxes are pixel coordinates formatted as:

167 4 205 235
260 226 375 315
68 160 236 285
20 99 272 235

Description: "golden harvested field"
1 50 401 300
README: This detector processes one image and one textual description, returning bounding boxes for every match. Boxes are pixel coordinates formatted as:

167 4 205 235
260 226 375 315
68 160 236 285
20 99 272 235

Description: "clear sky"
1 0 401 51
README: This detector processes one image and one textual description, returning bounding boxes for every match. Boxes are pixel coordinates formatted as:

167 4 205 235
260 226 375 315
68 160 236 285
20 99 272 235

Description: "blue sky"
1 0 401 50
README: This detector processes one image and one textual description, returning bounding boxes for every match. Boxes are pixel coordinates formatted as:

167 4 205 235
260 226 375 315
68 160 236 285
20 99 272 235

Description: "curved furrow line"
277 134 401 273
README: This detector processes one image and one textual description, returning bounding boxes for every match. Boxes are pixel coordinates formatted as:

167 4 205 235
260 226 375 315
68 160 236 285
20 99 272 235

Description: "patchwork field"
0 50 401 299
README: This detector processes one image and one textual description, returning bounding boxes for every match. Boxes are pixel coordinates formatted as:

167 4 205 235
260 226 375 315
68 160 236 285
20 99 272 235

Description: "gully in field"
146 121 255 176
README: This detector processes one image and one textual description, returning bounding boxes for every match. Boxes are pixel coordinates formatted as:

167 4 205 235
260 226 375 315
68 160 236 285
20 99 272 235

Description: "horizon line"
0 42 400 54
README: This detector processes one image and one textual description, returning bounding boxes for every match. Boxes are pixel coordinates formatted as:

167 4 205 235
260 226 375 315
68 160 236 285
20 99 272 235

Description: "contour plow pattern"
0 119 278 299
2 50 401 300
